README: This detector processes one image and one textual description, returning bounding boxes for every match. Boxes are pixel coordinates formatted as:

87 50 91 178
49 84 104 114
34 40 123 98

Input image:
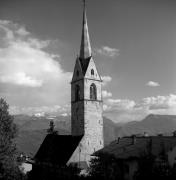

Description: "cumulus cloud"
101 76 112 86
95 46 120 57
0 20 72 110
0 72 43 87
103 94 176 123
146 81 160 87
102 90 112 98
141 94 176 110
9 104 71 116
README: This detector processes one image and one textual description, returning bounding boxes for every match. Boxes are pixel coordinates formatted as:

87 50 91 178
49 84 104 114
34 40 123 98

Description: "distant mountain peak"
118 114 176 137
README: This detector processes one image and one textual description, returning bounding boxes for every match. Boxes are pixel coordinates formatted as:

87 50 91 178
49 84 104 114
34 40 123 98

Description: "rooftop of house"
34 134 83 166
95 135 176 160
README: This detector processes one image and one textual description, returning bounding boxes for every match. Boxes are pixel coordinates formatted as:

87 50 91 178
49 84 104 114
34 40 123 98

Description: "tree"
0 98 24 180
88 153 123 180
47 120 58 134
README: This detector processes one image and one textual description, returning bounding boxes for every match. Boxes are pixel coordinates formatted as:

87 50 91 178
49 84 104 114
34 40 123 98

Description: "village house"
95 133 176 180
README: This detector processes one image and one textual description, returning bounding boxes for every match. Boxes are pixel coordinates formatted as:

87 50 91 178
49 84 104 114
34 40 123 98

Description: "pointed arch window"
91 69 94 76
90 83 97 100
75 84 80 101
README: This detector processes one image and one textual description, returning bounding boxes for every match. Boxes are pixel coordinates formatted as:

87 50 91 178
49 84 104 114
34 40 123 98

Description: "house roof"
34 134 83 165
95 136 176 160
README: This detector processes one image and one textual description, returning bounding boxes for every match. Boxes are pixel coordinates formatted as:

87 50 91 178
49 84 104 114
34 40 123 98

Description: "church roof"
79 57 91 75
34 134 83 165
95 136 176 160
79 0 92 60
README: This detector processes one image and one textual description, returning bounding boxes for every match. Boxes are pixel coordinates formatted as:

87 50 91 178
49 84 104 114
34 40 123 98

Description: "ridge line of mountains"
14 114 176 157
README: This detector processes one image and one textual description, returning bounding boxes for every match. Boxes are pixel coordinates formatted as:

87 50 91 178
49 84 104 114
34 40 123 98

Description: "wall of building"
168 146 176 167
123 160 138 180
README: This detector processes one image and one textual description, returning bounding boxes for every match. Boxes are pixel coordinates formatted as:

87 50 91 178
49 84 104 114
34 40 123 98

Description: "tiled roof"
35 134 83 165
95 136 176 160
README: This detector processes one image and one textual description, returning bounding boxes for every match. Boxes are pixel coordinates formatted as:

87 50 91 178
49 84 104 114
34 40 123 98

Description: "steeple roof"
79 0 92 60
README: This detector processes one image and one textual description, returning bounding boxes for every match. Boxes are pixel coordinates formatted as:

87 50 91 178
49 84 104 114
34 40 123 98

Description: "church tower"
68 0 104 166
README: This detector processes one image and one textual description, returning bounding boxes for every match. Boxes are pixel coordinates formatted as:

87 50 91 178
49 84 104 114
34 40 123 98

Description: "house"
95 134 176 180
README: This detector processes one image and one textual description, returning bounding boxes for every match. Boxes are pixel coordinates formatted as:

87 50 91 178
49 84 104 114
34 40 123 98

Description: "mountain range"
14 114 176 157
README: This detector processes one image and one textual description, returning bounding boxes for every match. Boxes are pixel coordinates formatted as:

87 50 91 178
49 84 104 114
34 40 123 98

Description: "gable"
84 57 101 81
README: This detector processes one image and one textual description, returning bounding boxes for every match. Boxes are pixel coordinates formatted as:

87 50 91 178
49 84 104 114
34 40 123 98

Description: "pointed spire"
79 0 92 59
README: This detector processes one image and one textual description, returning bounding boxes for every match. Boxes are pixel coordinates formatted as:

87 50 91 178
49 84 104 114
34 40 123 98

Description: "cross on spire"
79 0 92 59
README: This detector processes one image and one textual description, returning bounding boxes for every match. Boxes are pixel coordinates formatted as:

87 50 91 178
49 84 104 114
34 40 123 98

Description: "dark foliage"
135 145 176 180
88 153 123 180
28 164 81 180
0 98 25 180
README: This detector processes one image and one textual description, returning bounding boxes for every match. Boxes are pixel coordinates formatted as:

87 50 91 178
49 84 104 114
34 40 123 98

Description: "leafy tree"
88 153 123 180
0 98 24 180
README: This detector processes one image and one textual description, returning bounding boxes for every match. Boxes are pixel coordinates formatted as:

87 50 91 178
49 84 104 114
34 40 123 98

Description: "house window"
91 69 94 75
75 84 80 101
90 83 97 100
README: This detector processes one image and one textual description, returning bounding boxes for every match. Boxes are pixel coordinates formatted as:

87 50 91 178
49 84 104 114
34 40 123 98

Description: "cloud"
0 20 72 108
0 72 43 87
101 76 112 86
105 99 136 111
102 90 112 98
9 104 71 116
146 81 160 87
103 94 176 123
95 46 120 57
141 94 176 110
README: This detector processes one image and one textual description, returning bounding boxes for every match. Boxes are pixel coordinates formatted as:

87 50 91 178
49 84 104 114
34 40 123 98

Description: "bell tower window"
91 69 94 76
75 84 80 101
76 70 79 77
90 83 97 100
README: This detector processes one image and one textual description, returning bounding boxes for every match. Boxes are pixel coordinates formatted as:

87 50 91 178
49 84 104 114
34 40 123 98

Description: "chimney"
173 131 176 137
132 135 136 145
117 137 120 144
144 132 149 137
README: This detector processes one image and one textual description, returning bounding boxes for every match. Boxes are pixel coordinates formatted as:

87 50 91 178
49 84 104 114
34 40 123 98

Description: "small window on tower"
76 70 79 77
90 83 97 100
91 69 94 76
75 84 80 101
